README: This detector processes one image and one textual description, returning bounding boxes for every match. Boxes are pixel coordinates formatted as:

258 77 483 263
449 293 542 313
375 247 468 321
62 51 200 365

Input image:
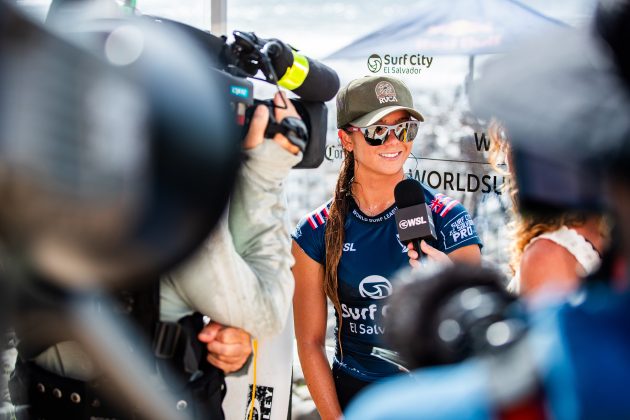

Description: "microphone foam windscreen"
394 178 426 208
292 58 340 102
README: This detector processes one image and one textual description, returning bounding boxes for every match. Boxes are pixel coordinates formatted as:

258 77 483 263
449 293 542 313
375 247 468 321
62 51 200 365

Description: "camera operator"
10 91 302 420
162 90 300 344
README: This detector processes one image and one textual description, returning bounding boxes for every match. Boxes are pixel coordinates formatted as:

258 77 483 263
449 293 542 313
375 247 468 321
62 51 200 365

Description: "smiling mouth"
379 152 402 158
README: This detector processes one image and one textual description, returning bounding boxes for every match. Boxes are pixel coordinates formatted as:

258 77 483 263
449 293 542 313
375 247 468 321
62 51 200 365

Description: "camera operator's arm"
161 92 302 338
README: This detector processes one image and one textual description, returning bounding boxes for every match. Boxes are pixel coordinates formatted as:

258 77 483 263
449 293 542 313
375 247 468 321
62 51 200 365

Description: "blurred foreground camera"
386 265 528 370
0 3 242 290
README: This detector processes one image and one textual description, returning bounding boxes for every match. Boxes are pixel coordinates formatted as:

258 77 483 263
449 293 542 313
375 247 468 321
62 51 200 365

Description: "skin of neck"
351 164 405 215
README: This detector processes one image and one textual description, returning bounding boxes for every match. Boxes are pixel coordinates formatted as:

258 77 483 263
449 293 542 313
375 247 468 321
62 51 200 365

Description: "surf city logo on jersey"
367 53 434 76
359 275 393 300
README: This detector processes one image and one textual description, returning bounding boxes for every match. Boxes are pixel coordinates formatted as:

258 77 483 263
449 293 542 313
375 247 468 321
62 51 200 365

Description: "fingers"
406 242 418 258
420 240 438 255
406 242 421 268
420 240 453 265
243 105 269 150
407 240 452 267
408 258 420 269
407 249 419 264
205 339 251 373
244 92 302 154
201 325 253 373
197 322 223 343
216 326 250 344
206 353 246 374
206 339 251 360
273 133 301 155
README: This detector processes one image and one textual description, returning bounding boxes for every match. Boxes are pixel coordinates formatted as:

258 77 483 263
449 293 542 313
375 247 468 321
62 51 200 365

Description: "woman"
487 121 608 297
291 76 482 418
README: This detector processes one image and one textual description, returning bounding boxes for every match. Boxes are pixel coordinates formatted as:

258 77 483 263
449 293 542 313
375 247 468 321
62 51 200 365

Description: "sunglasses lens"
359 121 420 146
362 126 387 145
404 122 419 142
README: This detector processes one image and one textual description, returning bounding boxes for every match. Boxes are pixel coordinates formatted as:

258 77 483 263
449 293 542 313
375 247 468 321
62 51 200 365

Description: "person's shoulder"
522 238 578 269
421 184 466 219
292 198 333 240
292 199 332 264
519 238 580 294
423 188 481 252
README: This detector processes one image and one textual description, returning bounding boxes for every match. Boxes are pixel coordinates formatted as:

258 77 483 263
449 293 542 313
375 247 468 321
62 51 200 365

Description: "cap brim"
349 106 424 127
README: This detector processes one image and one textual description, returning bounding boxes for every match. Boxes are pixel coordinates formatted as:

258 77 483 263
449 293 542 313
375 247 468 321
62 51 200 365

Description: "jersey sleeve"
291 203 330 264
428 193 482 253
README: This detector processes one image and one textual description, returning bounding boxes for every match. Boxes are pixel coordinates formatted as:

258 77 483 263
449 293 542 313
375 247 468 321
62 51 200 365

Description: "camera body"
156 19 330 168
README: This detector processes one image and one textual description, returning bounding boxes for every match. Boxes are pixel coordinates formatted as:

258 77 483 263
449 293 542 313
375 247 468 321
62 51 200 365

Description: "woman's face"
342 110 414 177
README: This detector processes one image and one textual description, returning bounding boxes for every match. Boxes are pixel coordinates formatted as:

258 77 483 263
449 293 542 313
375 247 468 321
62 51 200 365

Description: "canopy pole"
210 0 227 36
465 55 476 95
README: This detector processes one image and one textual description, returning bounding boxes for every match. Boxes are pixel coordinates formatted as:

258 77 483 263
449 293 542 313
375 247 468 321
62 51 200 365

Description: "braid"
324 149 354 359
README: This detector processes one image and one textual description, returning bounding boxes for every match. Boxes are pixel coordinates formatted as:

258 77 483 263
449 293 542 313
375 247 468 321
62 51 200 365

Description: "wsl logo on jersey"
359 276 393 300
398 216 427 230
343 243 357 252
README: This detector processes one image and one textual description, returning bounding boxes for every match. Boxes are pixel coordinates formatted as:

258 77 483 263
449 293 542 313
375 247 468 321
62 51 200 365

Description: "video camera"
148 17 339 168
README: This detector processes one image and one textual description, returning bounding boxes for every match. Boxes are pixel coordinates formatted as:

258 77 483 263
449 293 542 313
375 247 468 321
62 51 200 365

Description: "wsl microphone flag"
394 179 437 244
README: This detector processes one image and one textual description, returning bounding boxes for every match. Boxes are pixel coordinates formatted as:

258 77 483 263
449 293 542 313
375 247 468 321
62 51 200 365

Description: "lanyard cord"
247 339 259 420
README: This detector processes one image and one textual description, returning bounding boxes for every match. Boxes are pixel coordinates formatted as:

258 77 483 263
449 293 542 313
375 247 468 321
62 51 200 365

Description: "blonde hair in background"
487 120 590 275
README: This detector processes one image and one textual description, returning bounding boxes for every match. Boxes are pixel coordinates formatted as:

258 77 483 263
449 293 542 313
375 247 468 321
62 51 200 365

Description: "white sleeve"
160 141 301 338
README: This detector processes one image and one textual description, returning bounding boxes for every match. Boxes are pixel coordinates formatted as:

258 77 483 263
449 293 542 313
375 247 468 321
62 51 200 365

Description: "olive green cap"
336 76 424 128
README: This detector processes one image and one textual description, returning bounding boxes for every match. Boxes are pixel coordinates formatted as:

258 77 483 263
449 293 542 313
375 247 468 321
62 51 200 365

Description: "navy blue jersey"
292 184 482 382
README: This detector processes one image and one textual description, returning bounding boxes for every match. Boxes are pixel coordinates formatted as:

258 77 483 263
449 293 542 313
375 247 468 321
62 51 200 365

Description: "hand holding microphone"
407 241 452 269
394 179 449 267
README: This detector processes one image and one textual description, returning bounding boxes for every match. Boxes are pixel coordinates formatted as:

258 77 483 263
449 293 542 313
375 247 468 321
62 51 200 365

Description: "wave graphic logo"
367 54 383 73
359 275 392 300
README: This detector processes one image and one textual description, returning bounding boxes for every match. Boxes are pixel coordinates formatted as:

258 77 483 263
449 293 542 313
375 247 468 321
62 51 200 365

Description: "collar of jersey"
350 198 398 223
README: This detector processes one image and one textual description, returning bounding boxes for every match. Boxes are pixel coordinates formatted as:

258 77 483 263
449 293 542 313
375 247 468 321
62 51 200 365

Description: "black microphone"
264 38 340 102
142 23 341 102
394 179 437 261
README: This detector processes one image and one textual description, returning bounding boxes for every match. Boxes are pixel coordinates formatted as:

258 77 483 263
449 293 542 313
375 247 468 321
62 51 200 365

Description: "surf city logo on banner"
367 53 434 75
359 275 393 300
367 54 383 72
